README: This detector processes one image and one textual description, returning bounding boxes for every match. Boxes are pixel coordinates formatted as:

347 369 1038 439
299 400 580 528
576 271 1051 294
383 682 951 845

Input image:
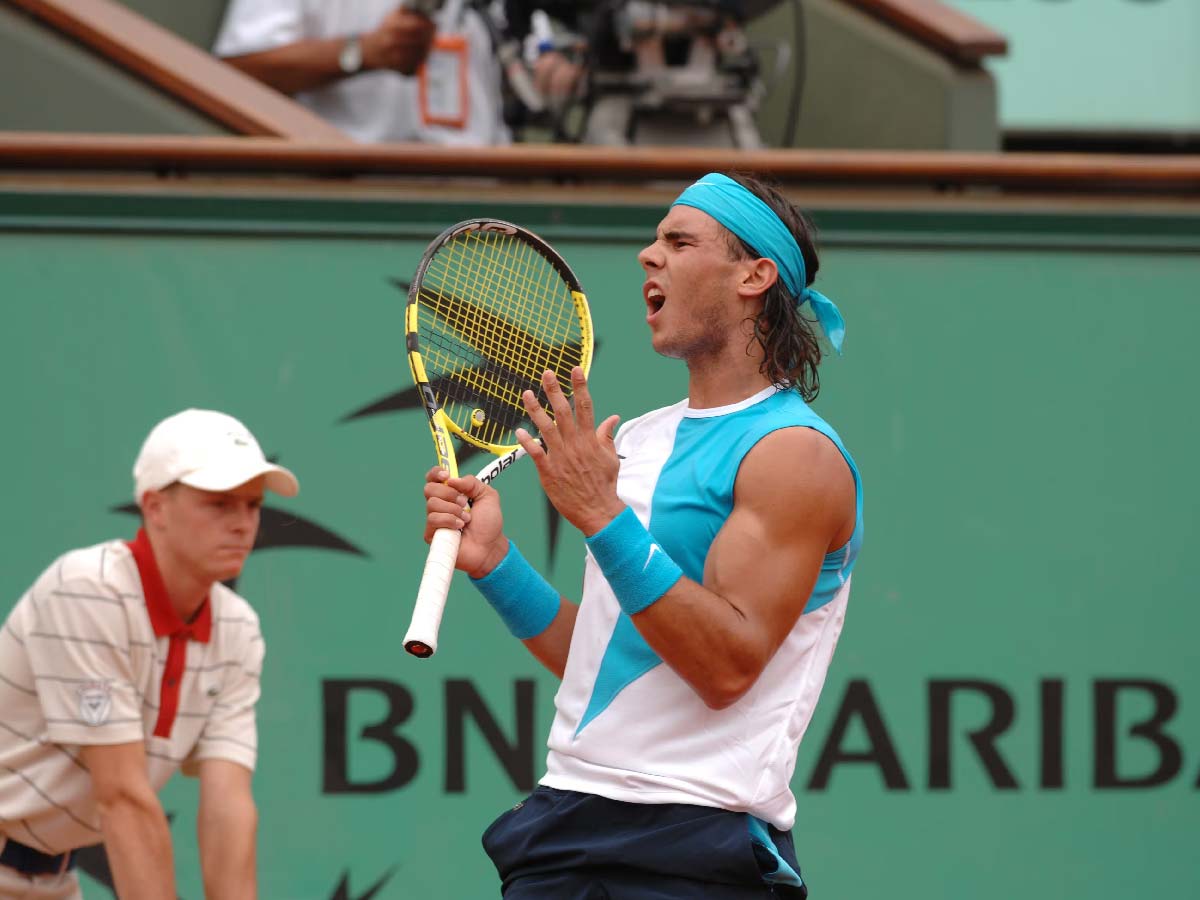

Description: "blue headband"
671 173 845 353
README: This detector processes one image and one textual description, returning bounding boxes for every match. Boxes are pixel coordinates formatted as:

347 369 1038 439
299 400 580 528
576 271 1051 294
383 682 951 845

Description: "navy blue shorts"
481 787 808 899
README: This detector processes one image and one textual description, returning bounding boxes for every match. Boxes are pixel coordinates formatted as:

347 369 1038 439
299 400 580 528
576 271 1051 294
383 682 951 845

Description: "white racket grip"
404 526 463 657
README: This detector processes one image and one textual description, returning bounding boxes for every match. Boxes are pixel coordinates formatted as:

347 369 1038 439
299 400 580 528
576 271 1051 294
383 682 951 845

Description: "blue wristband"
585 507 683 616
469 541 560 640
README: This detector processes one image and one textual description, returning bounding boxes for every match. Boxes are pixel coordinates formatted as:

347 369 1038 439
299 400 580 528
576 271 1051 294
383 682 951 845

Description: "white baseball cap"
133 409 299 503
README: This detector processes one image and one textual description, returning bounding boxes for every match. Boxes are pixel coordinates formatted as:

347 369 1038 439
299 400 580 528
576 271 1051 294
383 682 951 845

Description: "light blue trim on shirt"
575 614 661 737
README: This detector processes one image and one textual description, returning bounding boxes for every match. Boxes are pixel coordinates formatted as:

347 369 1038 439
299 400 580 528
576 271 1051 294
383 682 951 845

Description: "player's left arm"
197 759 257 900
631 426 856 708
188 620 263 899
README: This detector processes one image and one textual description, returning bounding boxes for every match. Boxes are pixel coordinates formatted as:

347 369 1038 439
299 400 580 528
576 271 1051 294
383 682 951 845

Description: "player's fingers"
596 414 620 448
426 493 469 518
422 481 462 503
522 389 563 452
571 367 596 433
425 466 450 484
424 513 467 541
424 479 468 502
515 427 548 463
448 475 487 502
541 370 578 438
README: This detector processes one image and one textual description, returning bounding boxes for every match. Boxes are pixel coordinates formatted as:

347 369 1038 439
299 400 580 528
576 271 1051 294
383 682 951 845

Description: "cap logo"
228 431 251 448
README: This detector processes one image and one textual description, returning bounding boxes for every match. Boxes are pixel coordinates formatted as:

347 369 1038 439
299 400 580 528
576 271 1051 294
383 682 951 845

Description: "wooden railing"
7 0 348 141
839 0 1007 65
1 134 1197 193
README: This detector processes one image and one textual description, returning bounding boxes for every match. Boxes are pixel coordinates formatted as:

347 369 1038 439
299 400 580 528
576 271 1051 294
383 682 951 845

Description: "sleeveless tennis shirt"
541 385 864 830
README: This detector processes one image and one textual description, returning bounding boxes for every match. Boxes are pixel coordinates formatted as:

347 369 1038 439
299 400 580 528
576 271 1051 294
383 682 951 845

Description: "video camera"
596 0 763 148
498 1 793 149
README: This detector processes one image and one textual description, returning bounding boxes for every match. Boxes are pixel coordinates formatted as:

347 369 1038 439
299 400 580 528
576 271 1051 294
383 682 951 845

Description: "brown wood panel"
840 0 1007 64
0 134 1197 193
8 0 348 141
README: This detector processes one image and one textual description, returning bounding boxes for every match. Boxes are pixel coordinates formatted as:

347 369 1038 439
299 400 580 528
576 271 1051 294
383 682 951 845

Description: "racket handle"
404 527 463 658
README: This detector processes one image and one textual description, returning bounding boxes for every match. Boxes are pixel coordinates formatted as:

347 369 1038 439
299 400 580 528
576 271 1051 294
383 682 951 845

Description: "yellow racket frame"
404 222 594 466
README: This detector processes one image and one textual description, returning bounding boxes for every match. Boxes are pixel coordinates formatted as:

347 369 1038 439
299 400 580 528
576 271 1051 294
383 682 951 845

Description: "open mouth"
645 286 665 317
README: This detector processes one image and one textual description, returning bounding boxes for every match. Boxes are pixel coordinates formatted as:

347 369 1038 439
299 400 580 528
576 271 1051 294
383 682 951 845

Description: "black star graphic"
328 866 397 900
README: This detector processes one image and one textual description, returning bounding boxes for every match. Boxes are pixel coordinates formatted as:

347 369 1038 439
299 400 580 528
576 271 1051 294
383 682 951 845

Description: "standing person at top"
214 0 511 146
421 171 864 897
0 409 299 900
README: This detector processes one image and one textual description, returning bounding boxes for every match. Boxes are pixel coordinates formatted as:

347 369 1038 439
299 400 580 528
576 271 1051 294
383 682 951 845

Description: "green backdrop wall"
946 0 1200 133
1 187 1198 899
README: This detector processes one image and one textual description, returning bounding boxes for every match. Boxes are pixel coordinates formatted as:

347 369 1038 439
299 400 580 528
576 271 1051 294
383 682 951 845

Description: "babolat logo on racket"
479 449 521 485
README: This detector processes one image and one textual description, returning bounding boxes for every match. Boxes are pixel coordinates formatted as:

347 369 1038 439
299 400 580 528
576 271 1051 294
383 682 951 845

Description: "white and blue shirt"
541 386 864 831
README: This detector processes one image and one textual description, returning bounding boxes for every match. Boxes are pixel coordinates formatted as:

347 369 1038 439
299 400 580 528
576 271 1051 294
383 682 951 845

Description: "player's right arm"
79 741 176 900
423 468 577 676
22 554 175 896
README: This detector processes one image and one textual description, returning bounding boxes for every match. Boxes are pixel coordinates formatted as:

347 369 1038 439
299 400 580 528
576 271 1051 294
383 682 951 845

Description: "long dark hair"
722 172 823 401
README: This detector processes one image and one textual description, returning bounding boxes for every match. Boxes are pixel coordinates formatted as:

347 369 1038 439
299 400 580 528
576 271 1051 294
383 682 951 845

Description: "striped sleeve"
25 569 145 746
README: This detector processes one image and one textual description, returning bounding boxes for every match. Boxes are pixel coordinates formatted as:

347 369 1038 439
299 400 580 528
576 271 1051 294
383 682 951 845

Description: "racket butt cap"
405 640 435 659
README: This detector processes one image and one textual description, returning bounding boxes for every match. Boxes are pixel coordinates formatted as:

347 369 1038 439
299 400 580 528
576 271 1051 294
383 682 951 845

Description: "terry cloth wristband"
585 507 684 615
469 541 560 640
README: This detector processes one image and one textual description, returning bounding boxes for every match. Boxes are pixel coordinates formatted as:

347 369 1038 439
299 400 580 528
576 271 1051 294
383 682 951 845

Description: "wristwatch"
402 0 443 15
338 35 364 75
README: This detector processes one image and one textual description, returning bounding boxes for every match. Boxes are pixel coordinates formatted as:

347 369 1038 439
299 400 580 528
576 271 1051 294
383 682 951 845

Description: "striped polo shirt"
542 386 864 831
0 532 263 854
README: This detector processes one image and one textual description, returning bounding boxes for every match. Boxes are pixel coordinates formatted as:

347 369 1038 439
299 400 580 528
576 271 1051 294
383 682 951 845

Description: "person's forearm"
199 792 258 900
222 39 349 95
631 576 768 709
98 792 176 899
522 599 578 677
469 539 577 674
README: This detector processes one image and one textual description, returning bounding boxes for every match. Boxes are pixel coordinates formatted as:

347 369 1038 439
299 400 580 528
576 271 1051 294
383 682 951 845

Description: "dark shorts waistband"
482 787 807 898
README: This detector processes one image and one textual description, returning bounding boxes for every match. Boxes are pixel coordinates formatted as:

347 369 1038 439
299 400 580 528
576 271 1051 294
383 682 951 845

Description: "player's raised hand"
422 468 509 579
363 7 436 75
516 367 624 537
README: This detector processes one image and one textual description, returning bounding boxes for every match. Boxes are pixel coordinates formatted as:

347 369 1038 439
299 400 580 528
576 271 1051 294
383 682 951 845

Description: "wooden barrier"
0 134 1197 193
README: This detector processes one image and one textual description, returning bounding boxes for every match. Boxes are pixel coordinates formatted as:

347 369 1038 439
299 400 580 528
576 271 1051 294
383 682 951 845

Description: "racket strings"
426 238 582 378
452 234 579 370
417 231 585 446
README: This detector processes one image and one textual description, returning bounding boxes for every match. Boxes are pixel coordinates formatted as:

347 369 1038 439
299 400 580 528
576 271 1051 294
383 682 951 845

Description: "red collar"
126 528 212 643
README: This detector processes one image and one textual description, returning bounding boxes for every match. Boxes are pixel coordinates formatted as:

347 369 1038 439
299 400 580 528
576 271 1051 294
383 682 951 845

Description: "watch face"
339 37 363 74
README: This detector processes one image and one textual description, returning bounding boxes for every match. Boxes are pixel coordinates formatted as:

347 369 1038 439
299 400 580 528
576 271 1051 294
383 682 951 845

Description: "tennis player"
424 172 863 897
0 409 298 899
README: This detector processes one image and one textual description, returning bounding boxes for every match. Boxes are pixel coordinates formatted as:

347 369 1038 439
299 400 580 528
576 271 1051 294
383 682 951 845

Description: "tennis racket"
403 219 593 658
